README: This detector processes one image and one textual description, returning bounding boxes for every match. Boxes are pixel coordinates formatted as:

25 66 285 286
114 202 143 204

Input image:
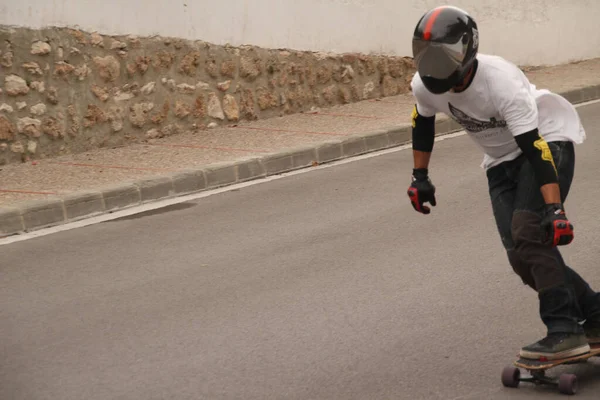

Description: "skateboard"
501 344 600 395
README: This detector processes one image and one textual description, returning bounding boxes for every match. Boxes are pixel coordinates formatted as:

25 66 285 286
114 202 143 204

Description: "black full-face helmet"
412 6 479 94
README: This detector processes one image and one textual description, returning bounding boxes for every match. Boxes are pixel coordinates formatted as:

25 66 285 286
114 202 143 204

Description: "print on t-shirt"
448 102 507 133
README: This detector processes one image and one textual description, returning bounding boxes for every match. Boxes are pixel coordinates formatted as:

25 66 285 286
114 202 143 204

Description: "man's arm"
513 128 573 246
408 105 437 214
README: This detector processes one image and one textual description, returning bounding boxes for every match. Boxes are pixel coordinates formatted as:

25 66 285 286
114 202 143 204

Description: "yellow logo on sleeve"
534 137 557 173
411 105 418 128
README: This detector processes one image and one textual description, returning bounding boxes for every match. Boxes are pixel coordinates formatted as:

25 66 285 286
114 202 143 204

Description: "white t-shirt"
411 53 586 169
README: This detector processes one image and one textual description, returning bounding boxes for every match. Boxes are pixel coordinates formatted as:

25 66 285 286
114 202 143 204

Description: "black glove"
541 203 574 246
407 168 436 214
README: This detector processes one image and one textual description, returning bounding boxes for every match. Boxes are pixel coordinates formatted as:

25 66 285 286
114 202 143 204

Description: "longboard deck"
515 344 600 370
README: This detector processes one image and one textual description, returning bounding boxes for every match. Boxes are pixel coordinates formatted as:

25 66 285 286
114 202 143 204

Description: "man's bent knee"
507 249 537 290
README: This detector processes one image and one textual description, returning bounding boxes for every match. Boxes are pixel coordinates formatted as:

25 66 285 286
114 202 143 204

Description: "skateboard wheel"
501 366 520 388
558 373 578 395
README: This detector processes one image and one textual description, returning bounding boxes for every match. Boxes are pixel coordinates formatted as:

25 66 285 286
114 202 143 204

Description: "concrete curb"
2 84 599 237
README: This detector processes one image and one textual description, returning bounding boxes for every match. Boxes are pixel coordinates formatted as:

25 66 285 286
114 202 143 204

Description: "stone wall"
0 25 415 165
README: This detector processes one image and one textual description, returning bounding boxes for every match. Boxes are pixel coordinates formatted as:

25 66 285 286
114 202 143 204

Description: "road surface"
2 101 600 399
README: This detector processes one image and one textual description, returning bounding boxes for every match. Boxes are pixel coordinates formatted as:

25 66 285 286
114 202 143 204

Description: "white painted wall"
1 0 599 65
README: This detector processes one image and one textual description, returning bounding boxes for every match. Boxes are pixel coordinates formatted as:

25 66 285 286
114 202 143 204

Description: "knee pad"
511 210 566 290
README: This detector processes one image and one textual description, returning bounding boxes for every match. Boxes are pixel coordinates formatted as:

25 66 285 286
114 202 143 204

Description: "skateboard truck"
502 366 578 395
501 344 600 395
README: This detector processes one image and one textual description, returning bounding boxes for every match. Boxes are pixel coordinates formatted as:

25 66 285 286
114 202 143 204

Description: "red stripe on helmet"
423 7 445 40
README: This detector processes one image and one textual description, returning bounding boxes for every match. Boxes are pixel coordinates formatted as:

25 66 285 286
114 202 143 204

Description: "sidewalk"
2 58 600 236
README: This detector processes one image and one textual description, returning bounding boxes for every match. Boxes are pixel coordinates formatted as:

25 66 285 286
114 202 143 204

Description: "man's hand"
541 203 574 246
407 168 436 214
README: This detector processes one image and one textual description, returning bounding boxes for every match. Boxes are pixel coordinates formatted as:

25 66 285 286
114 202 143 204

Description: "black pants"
487 140 600 334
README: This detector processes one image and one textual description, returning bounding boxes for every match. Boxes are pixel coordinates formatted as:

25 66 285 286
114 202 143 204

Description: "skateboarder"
406 5 600 360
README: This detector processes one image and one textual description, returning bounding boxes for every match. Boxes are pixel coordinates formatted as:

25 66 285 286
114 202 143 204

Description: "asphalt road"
2 101 600 400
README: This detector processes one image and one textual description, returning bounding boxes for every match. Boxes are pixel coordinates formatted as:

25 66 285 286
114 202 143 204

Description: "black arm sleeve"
411 105 436 152
514 128 558 186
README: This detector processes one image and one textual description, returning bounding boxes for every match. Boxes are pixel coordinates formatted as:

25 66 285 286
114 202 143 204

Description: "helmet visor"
412 37 467 79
